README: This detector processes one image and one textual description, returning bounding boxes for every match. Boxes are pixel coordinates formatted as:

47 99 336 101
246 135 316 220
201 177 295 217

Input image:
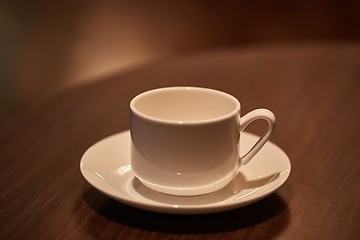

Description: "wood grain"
1 43 359 239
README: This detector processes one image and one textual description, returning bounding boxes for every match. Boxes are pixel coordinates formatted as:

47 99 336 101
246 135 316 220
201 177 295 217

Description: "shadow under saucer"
81 182 291 235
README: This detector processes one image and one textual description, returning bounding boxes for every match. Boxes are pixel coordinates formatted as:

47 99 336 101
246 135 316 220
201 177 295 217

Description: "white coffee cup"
130 87 275 196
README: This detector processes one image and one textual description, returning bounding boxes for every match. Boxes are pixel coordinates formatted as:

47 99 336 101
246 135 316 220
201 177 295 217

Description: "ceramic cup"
130 87 275 196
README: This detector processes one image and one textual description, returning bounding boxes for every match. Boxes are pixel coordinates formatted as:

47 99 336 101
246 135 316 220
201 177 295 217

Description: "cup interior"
131 87 240 123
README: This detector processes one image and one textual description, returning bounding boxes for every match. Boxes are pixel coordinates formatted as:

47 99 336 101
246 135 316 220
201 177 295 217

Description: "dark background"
1 0 359 113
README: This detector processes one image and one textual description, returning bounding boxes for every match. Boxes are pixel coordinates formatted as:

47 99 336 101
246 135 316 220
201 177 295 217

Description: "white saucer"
80 130 290 214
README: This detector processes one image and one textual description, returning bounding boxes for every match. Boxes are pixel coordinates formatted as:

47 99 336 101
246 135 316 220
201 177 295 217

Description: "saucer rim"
80 130 291 214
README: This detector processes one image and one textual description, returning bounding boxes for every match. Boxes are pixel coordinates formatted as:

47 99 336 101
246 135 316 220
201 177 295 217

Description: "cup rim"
130 86 241 125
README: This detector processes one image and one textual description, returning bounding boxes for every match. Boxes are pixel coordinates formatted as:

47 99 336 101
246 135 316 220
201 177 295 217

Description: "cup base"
136 173 237 196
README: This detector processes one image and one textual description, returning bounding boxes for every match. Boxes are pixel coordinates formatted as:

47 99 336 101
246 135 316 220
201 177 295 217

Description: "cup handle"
238 109 276 165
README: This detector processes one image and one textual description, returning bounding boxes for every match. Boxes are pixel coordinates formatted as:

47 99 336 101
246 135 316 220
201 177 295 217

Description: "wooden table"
1 43 359 239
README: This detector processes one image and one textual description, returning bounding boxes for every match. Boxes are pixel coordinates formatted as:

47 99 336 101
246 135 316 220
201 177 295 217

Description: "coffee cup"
130 87 275 196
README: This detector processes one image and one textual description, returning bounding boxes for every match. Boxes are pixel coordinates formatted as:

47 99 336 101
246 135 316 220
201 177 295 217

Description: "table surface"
1 43 360 239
